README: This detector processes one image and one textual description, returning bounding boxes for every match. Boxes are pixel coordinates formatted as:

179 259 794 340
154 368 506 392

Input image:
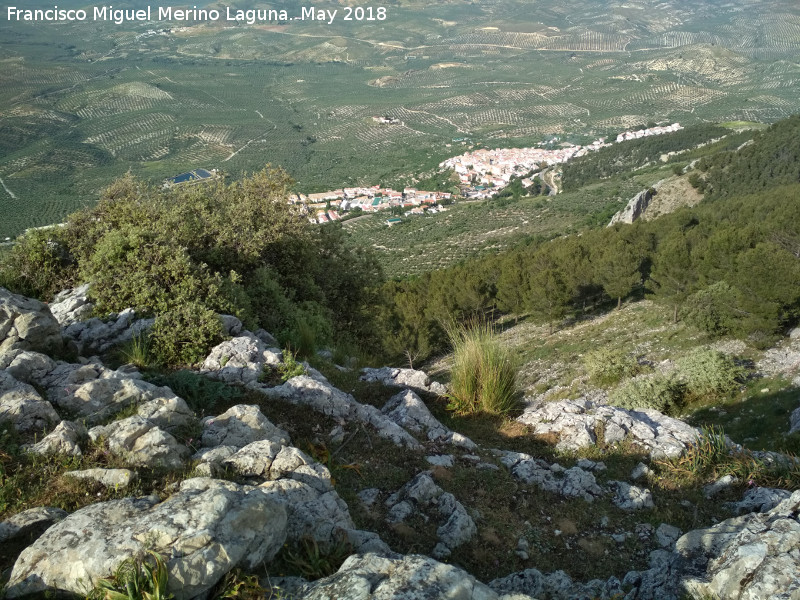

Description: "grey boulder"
0 288 63 355
6 478 288 600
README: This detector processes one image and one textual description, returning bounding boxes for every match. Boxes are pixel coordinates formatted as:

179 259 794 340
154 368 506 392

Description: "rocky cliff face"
1 286 798 599
608 187 657 226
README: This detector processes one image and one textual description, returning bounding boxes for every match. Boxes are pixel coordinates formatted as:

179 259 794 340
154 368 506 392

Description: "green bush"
584 347 641 386
675 348 745 401
148 370 241 414
446 322 518 415
610 373 684 415
0 228 77 300
149 303 224 366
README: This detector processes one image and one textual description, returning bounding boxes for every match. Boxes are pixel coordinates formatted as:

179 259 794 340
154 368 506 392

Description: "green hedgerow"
446 321 518 416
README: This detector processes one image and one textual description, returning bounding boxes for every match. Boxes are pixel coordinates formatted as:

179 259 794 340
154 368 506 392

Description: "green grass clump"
446 322 518 416
116 333 157 370
88 551 172 600
610 373 683 415
657 426 800 489
583 347 642 386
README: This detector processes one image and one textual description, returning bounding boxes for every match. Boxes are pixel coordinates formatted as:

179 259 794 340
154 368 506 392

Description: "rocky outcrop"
89 416 190 469
49 284 94 326
608 187 656 226
262 375 421 448
200 404 289 448
382 389 477 449
201 332 281 385
0 370 60 432
0 287 63 356
0 507 67 545
676 490 800 600
499 451 603 502
518 398 700 458
64 468 136 488
6 478 288 600
295 553 507 599
22 419 86 456
385 473 477 558
360 366 448 396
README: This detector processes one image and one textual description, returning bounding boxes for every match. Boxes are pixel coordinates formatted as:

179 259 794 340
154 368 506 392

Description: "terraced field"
1 0 799 238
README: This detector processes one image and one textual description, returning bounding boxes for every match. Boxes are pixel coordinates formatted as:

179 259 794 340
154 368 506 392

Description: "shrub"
446 322 518 415
0 228 76 300
610 373 684 415
149 303 224 366
675 348 745 401
584 347 641 386
148 370 241 414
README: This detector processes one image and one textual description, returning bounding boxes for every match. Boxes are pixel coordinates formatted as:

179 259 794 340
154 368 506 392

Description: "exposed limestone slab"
0 287 63 356
0 371 60 433
517 398 700 458
23 420 86 456
89 416 189 469
201 404 290 449
6 478 288 600
360 366 448 396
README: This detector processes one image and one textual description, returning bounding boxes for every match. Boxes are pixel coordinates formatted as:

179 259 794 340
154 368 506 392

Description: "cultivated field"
1 0 799 237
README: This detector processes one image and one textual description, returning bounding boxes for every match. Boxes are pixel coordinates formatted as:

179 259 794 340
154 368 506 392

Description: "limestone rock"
50 374 178 425
6 478 288 600
518 398 700 458
49 284 93 326
0 371 60 433
0 288 63 355
23 420 86 456
608 186 656 226
383 389 449 439
500 451 602 501
0 507 67 545
262 375 420 448
201 332 281 384
296 553 503 600
61 306 154 355
201 404 289 449
385 473 477 553
610 481 655 511
3 350 57 383
89 416 189 469
726 486 793 515
790 404 800 435
677 490 800 600
64 468 136 488
260 478 354 547
656 524 682 549
136 394 197 433
360 366 448 396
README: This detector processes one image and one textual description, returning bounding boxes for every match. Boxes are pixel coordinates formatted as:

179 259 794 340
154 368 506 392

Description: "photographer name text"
6 5 388 26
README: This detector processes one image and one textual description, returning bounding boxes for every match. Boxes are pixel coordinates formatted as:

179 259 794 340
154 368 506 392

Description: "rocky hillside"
2 285 800 599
